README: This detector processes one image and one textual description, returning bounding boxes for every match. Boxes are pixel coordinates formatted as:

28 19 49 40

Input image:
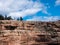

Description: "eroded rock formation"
0 20 60 45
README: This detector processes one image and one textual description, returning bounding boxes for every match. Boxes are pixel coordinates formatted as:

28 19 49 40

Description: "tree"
17 17 23 21
20 17 23 21
7 16 13 20
4 15 8 20
0 14 4 20
17 18 20 21
0 14 13 20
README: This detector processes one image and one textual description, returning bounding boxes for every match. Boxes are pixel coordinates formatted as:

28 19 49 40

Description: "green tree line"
0 14 23 21
0 14 12 20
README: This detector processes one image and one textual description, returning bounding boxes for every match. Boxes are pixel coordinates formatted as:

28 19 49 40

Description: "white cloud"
8 8 41 18
27 16 60 21
0 0 47 18
55 0 60 6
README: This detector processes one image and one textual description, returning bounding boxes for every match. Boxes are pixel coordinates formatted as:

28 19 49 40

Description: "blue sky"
0 0 60 21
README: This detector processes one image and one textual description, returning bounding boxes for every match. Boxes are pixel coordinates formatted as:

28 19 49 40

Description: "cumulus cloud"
27 16 60 21
0 0 48 18
55 0 60 6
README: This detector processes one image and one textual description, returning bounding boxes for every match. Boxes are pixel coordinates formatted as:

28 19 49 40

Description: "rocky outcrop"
0 30 51 45
0 20 60 31
0 20 60 45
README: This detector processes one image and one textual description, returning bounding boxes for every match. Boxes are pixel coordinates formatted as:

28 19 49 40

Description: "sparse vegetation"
0 14 4 20
0 14 12 20
0 14 23 21
17 17 23 21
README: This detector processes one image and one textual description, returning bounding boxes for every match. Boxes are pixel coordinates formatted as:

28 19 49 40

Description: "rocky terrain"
0 20 60 45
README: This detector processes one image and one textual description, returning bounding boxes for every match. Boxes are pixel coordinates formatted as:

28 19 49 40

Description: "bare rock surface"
0 30 51 45
0 20 60 45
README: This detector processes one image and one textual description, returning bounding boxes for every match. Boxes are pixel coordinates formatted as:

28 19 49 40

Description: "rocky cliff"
0 20 60 45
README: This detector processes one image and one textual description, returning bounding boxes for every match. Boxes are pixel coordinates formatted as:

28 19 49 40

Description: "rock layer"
0 20 60 45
